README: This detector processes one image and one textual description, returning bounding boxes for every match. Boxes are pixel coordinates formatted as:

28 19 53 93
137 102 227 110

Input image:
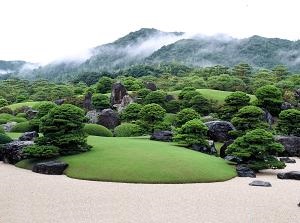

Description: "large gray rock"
97 109 120 129
281 102 293 110
86 110 101 124
205 121 235 142
110 83 127 105
1 141 34 164
32 161 68 175
54 99 65 105
280 157 296 163
114 95 134 112
275 135 300 157
145 82 157 91
249 180 272 187
277 171 300 180
1 122 17 132
26 108 39 119
263 110 274 128
191 140 217 155
83 92 93 111
19 131 38 141
224 155 242 164
150 131 173 142
236 165 256 178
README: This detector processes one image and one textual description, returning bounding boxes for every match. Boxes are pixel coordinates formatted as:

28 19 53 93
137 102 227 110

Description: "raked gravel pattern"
0 158 300 223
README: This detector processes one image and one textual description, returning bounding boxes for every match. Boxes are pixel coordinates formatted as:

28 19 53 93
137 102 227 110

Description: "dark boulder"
219 140 234 158
165 95 175 102
191 141 217 155
150 131 173 142
110 83 127 105
83 92 93 111
32 161 68 175
54 99 65 105
145 82 157 91
249 180 272 187
97 109 120 129
236 164 256 178
224 155 242 164
19 131 38 141
1 141 34 164
26 108 39 119
277 171 300 180
279 157 296 163
275 135 300 157
205 121 235 142
263 110 274 128
281 102 293 110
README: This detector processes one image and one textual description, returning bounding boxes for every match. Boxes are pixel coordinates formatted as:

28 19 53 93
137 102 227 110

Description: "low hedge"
11 121 34 133
0 133 13 144
114 123 143 137
83 124 113 137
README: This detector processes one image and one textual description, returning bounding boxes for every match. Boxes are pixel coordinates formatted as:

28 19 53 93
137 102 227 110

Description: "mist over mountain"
4 28 300 81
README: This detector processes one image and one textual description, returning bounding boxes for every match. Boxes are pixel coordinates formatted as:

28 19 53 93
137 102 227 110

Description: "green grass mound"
171 89 256 104
16 136 236 183
114 123 143 137
11 121 34 133
84 124 113 137
7 101 45 110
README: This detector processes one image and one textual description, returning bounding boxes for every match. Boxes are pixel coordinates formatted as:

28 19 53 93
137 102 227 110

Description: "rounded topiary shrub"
11 121 34 133
10 117 27 123
0 113 14 121
23 145 60 158
84 124 113 137
0 107 13 114
16 113 27 118
0 133 13 144
114 123 143 137
0 126 4 134
0 119 7 125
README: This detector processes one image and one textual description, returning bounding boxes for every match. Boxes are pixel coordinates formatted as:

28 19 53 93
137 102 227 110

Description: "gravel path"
0 158 299 223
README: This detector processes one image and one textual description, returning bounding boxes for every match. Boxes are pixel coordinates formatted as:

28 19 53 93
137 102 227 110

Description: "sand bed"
0 158 299 223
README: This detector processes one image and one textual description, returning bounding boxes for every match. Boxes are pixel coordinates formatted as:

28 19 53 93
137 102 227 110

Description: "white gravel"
0 158 299 223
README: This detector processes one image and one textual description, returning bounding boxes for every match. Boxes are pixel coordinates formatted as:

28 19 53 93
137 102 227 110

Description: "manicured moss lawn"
7 101 45 110
15 135 236 183
171 89 256 104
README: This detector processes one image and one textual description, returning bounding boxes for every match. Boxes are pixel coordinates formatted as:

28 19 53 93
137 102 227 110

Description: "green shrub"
255 85 283 116
114 123 143 137
121 103 143 122
139 103 166 133
0 107 13 114
92 94 110 110
23 145 60 158
84 124 113 137
0 113 14 121
0 126 4 133
277 109 300 136
39 104 91 155
231 106 268 134
165 100 181 113
10 117 27 123
175 108 200 127
34 102 58 119
0 119 7 124
16 113 27 118
226 129 285 171
0 98 8 108
11 121 34 133
0 133 13 144
174 119 208 147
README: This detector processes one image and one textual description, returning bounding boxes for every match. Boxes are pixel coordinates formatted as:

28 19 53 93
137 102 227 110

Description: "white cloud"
0 0 299 63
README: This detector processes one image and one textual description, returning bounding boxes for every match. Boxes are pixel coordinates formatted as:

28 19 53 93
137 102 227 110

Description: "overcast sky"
0 0 299 64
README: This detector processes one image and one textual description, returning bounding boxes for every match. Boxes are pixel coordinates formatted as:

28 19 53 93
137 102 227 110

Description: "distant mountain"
12 28 300 81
